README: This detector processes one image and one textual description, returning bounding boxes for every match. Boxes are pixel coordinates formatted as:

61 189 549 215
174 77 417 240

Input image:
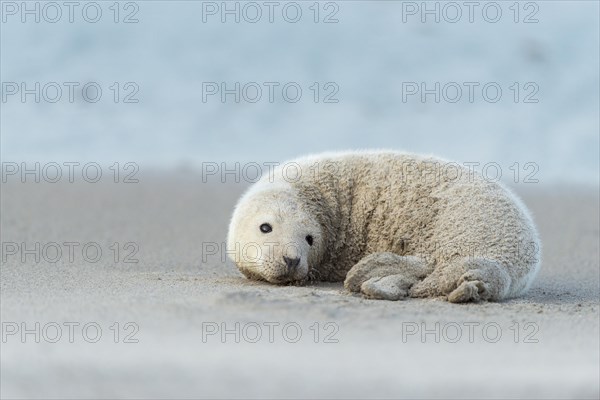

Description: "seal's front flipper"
344 252 432 301
360 274 416 300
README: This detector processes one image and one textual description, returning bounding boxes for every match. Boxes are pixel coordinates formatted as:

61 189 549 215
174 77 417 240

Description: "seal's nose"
283 256 300 269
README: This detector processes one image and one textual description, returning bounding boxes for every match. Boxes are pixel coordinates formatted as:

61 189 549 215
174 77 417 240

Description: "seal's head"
227 183 323 284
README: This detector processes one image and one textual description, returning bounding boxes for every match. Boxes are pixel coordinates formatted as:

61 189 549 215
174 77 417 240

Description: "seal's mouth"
266 272 306 285
238 261 309 285
265 262 309 285
238 266 305 285
268 276 308 286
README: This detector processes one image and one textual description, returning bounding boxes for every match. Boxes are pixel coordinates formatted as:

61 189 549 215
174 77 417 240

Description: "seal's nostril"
283 256 300 269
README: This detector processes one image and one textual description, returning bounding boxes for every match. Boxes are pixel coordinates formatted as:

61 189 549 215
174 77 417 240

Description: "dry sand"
1 175 598 399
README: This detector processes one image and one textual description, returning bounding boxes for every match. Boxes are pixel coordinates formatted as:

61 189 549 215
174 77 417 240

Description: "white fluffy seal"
226 151 541 302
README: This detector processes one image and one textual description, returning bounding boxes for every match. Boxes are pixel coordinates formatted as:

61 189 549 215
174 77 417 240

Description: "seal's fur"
227 151 541 302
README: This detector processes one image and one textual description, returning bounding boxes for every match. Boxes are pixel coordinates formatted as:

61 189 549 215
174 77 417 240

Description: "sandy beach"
1 175 598 399
2 1 598 398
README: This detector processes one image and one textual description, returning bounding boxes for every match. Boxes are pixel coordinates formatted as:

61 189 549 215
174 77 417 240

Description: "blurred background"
1 2 599 399
2 0 599 183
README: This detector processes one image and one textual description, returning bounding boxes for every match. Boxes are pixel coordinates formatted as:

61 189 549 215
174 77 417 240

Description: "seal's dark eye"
306 235 314 246
260 223 272 233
